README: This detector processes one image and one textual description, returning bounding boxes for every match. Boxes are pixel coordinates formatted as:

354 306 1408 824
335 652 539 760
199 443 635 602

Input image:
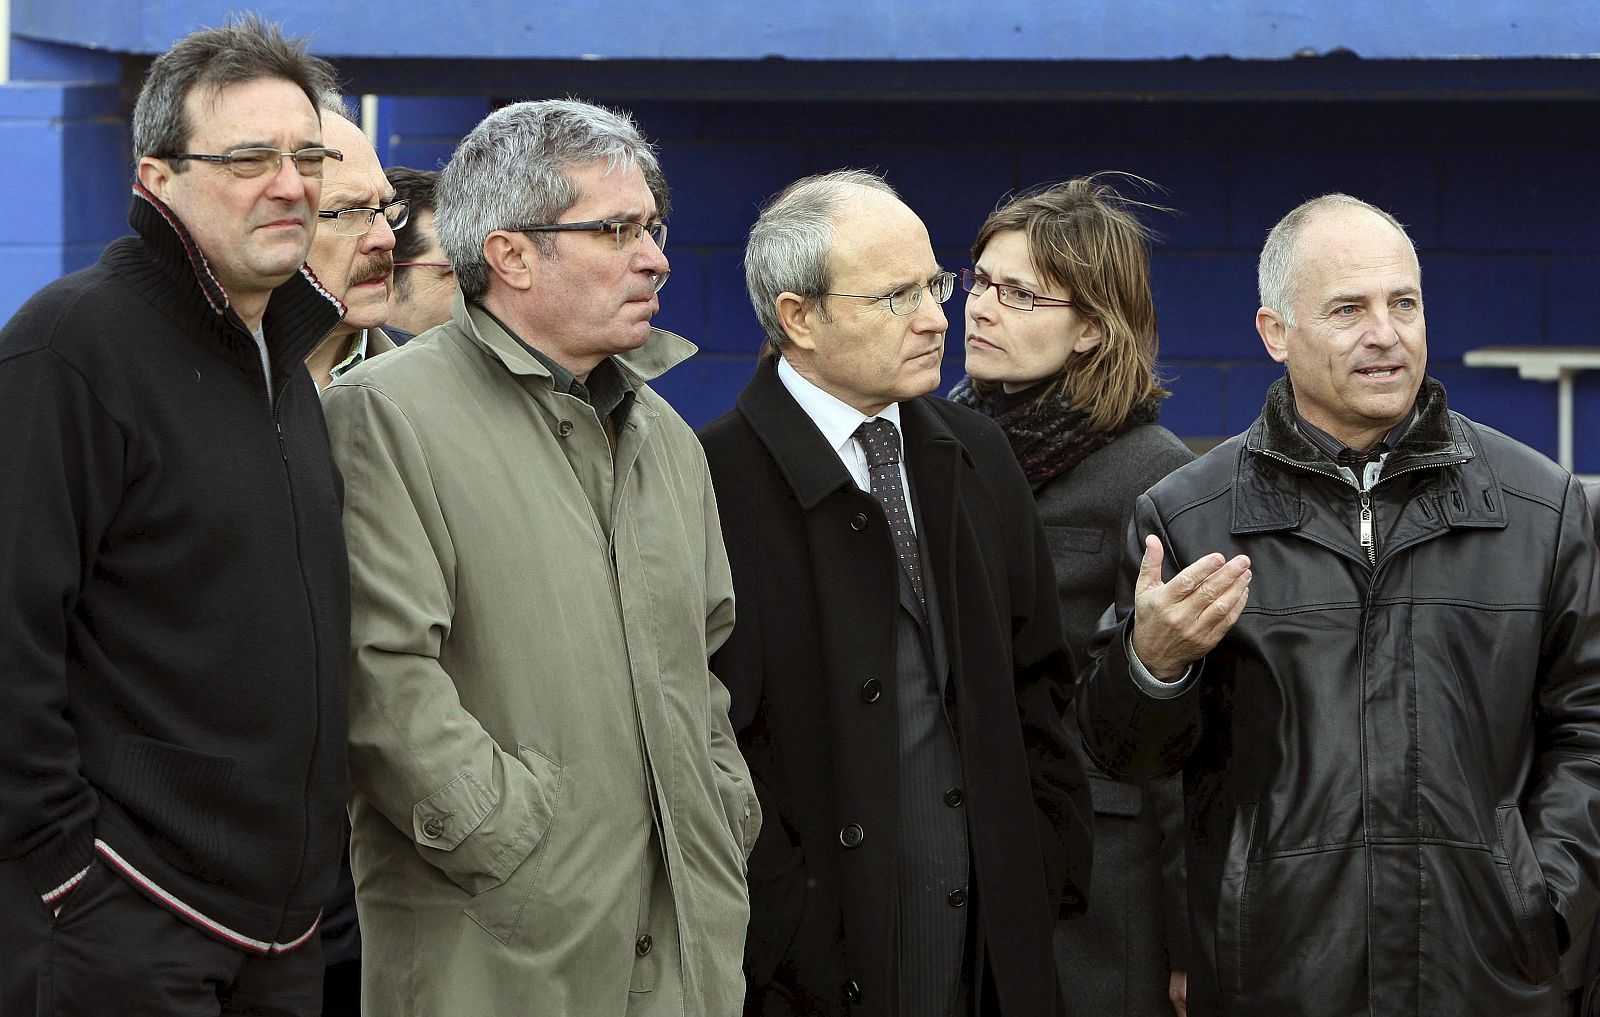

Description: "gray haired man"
321 99 758 1016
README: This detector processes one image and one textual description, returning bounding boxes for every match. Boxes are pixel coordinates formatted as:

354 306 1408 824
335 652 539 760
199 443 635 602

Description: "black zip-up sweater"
0 184 350 952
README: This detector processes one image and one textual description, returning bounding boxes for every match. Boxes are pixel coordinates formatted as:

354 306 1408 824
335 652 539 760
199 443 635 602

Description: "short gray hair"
132 14 335 165
435 99 666 301
1258 193 1418 326
744 169 898 350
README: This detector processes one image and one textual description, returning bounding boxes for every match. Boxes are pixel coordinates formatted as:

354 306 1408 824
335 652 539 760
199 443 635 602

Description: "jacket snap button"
421 817 444 839
859 679 882 703
850 512 868 531
943 788 963 807
636 933 653 956
557 419 574 437
842 978 862 1004
948 888 967 908
839 823 864 849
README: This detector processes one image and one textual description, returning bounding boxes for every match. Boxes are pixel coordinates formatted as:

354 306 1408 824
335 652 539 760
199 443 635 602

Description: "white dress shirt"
777 356 918 533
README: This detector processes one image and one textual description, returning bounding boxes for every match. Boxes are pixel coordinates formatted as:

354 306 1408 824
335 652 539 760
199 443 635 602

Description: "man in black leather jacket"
1080 193 1600 1017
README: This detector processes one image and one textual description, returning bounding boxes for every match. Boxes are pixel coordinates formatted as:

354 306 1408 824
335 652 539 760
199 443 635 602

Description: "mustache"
350 253 394 286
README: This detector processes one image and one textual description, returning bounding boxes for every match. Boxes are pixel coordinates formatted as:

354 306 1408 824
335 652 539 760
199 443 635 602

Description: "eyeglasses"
162 147 344 179
960 268 1074 312
318 199 411 238
824 270 956 316
507 219 668 252
393 261 452 271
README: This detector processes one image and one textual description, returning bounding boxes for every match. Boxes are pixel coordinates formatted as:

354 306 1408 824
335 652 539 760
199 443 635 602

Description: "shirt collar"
328 329 371 383
1294 404 1417 467
475 303 635 421
776 355 904 456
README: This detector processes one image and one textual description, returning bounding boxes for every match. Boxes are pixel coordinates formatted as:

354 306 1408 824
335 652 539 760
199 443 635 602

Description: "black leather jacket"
1080 376 1600 1016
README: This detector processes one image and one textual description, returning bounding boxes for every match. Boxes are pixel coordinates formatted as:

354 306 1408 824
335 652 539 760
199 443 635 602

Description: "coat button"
421 817 444 839
850 512 868 531
838 823 865 849
948 888 967 908
557 419 574 436
636 933 653 956
859 679 882 703
943 788 963 807
842 978 862 1004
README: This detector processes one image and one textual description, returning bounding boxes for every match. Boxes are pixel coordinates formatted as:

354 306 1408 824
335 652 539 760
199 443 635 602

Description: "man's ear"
483 232 534 292
137 157 175 202
775 292 816 353
1257 306 1289 364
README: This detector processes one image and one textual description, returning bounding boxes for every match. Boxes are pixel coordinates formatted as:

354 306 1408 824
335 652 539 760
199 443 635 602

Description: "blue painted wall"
12 0 1600 60
5 0 1599 471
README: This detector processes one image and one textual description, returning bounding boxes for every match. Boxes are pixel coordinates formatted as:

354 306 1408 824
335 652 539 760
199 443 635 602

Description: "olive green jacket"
323 295 758 1016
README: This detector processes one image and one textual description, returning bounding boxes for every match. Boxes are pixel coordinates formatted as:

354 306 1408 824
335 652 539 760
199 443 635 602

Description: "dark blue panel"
7 37 121 82
809 144 1015 251
1440 146 1600 253
652 249 705 346
1226 145 1441 249
650 354 758 430
1432 365 1557 457
1150 253 1261 360
1574 374 1600 475
1016 144 1231 251
384 140 460 174
658 141 806 245
705 248 763 355
1421 255 1545 359
1546 259 1600 348
1221 362 1284 435
1160 363 1227 438
62 121 131 245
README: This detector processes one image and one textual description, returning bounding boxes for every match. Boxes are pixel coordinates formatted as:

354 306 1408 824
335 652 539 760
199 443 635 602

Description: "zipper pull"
1359 490 1375 563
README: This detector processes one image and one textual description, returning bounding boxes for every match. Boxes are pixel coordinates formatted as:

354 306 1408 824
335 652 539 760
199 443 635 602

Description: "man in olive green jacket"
322 99 758 1017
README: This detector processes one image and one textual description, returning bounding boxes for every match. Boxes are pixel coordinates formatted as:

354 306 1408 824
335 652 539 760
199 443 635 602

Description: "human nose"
263 153 309 202
966 283 999 325
913 290 948 334
362 214 397 253
634 231 669 276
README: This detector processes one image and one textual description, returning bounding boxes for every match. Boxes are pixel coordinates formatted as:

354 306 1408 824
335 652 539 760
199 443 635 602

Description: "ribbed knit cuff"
18 822 96 902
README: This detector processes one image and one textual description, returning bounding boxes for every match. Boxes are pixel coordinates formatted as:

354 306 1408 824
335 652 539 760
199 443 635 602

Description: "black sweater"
0 184 350 951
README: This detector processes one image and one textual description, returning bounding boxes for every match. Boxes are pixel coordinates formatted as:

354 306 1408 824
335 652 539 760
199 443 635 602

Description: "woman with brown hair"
950 174 1194 1017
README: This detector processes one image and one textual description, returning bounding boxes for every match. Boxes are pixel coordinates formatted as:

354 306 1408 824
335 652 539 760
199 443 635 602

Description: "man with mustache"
699 169 1093 1016
303 99 403 389
0 17 350 1016
1080 194 1600 1016
321 98 758 1016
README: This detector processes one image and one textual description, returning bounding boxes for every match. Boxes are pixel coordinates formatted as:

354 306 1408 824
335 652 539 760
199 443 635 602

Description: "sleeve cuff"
1126 630 1201 700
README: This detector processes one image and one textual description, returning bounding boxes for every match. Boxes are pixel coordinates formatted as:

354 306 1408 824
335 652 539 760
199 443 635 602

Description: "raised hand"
1129 535 1251 681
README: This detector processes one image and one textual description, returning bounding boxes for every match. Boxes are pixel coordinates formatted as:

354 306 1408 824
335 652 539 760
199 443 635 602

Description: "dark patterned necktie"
854 418 925 609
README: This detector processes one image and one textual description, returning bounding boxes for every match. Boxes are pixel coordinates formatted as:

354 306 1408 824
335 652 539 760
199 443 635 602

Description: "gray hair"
435 99 666 301
316 89 354 121
744 169 898 350
132 14 336 165
1258 193 1418 326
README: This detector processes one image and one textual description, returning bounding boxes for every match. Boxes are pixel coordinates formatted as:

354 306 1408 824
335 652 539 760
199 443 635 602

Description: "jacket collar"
1234 374 1503 535
454 289 696 387
112 182 345 383
735 354 967 511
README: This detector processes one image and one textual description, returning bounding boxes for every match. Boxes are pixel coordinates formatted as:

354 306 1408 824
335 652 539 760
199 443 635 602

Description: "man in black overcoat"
699 169 1094 1016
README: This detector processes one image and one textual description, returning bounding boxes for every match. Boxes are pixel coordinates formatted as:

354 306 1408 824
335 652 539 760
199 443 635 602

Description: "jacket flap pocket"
1089 775 1144 817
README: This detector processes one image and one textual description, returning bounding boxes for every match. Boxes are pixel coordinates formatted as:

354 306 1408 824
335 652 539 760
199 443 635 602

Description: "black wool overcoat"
699 357 1094 1017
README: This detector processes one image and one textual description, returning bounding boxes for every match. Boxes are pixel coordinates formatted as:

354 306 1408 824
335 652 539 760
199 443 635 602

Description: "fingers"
1131 547 1251 679
1136 534 1165 594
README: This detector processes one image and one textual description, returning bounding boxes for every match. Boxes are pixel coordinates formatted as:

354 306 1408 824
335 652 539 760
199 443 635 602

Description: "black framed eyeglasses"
824 270 956 316
161 147 344 179
318 199 410 238
507 219 668 252
960 268 1073 312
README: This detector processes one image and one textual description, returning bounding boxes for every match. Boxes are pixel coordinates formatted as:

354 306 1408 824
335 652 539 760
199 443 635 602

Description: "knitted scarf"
948 376 1161 486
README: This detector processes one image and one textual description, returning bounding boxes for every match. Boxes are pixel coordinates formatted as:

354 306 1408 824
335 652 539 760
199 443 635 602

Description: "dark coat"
1080 377 1600 1017
1032 423 1194 1016
700 358 1093 1017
